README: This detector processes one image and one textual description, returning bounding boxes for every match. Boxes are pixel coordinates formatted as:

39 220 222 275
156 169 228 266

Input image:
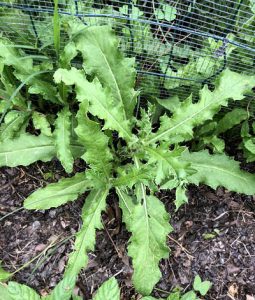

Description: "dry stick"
10 238 61 276
0 207 24 222
29 234 74 280
102 218 122 258
168 259 177 281
168 235 194 259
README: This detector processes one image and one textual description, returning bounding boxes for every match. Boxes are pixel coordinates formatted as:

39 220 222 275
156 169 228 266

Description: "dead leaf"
174 246 182 258
228 283 238 298
228 200 241 210
185 220 193 228
58 257 66 273
227 264 240 275
34 243 47 252
39 289 49 297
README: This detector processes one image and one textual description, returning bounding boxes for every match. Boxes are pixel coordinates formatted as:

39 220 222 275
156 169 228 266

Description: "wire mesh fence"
0 0 254 101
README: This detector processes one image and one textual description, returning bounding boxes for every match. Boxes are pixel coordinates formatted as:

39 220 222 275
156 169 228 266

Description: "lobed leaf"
74 25 137 120
43 275 76 300
32 112 52 137
60 41 78 68
175 185 188 210
0 133 55 167
0 262 12 281
182 150 255 195
0 283 12 300
54 68 133 141
214 108 247 135
24 172 92 210
7 282 41 300
0 39 59 104
65 189 109 276
75 101 112 176
0 111 30 141
114 164 153 188
54 107 74 173
118 190 172 295
146 69 255 145
93 277 120 300
146 146 191 185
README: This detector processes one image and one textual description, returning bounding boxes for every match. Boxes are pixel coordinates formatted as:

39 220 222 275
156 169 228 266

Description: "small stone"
32 221 41 230
49 210 56 218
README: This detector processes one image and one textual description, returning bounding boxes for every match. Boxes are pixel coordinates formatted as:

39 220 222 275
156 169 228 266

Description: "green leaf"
74 26 137 119
93 277 120 300
27 76 59 104
60 41 78 68
202 136 225 153
203 232 216 240
0 283 12 300
156 96 181 112
7 282 40 300
64 189 108 276
0 111 29 141
54 68 133 141
146 146 191 185
155 4 177 21
0 262 12 281
23 172 92 210
244 139 255 154
53 0 60 57
241 121 250 138
215 108 247 135
175 185 188 210
54 107 74 173
182 150 255 195
114 164 153 188
72 295 82 300
44 275 76 300
32 112 52 137
167 291 181 300
0 39 58 104
146 69 255 145
75 101 112 175
180 291 197 300
193 275 212 296
119 5 143 19
119 190 172 295
0 134 55 167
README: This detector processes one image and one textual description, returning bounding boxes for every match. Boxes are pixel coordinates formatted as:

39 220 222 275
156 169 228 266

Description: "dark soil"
0 161 254 300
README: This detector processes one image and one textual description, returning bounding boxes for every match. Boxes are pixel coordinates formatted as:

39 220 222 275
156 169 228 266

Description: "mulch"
0 160 254 299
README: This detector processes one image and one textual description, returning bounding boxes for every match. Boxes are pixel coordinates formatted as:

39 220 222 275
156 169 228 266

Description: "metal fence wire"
0 0 255 101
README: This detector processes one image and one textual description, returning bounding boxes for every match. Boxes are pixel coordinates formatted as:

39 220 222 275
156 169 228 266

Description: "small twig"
0 207 24 222
168 259 176 281
239 241 251 256
11 237 60 276
213 211 229 221
168 235 194 258
230 235 241 247
112 269 124 277
102 218 122 258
